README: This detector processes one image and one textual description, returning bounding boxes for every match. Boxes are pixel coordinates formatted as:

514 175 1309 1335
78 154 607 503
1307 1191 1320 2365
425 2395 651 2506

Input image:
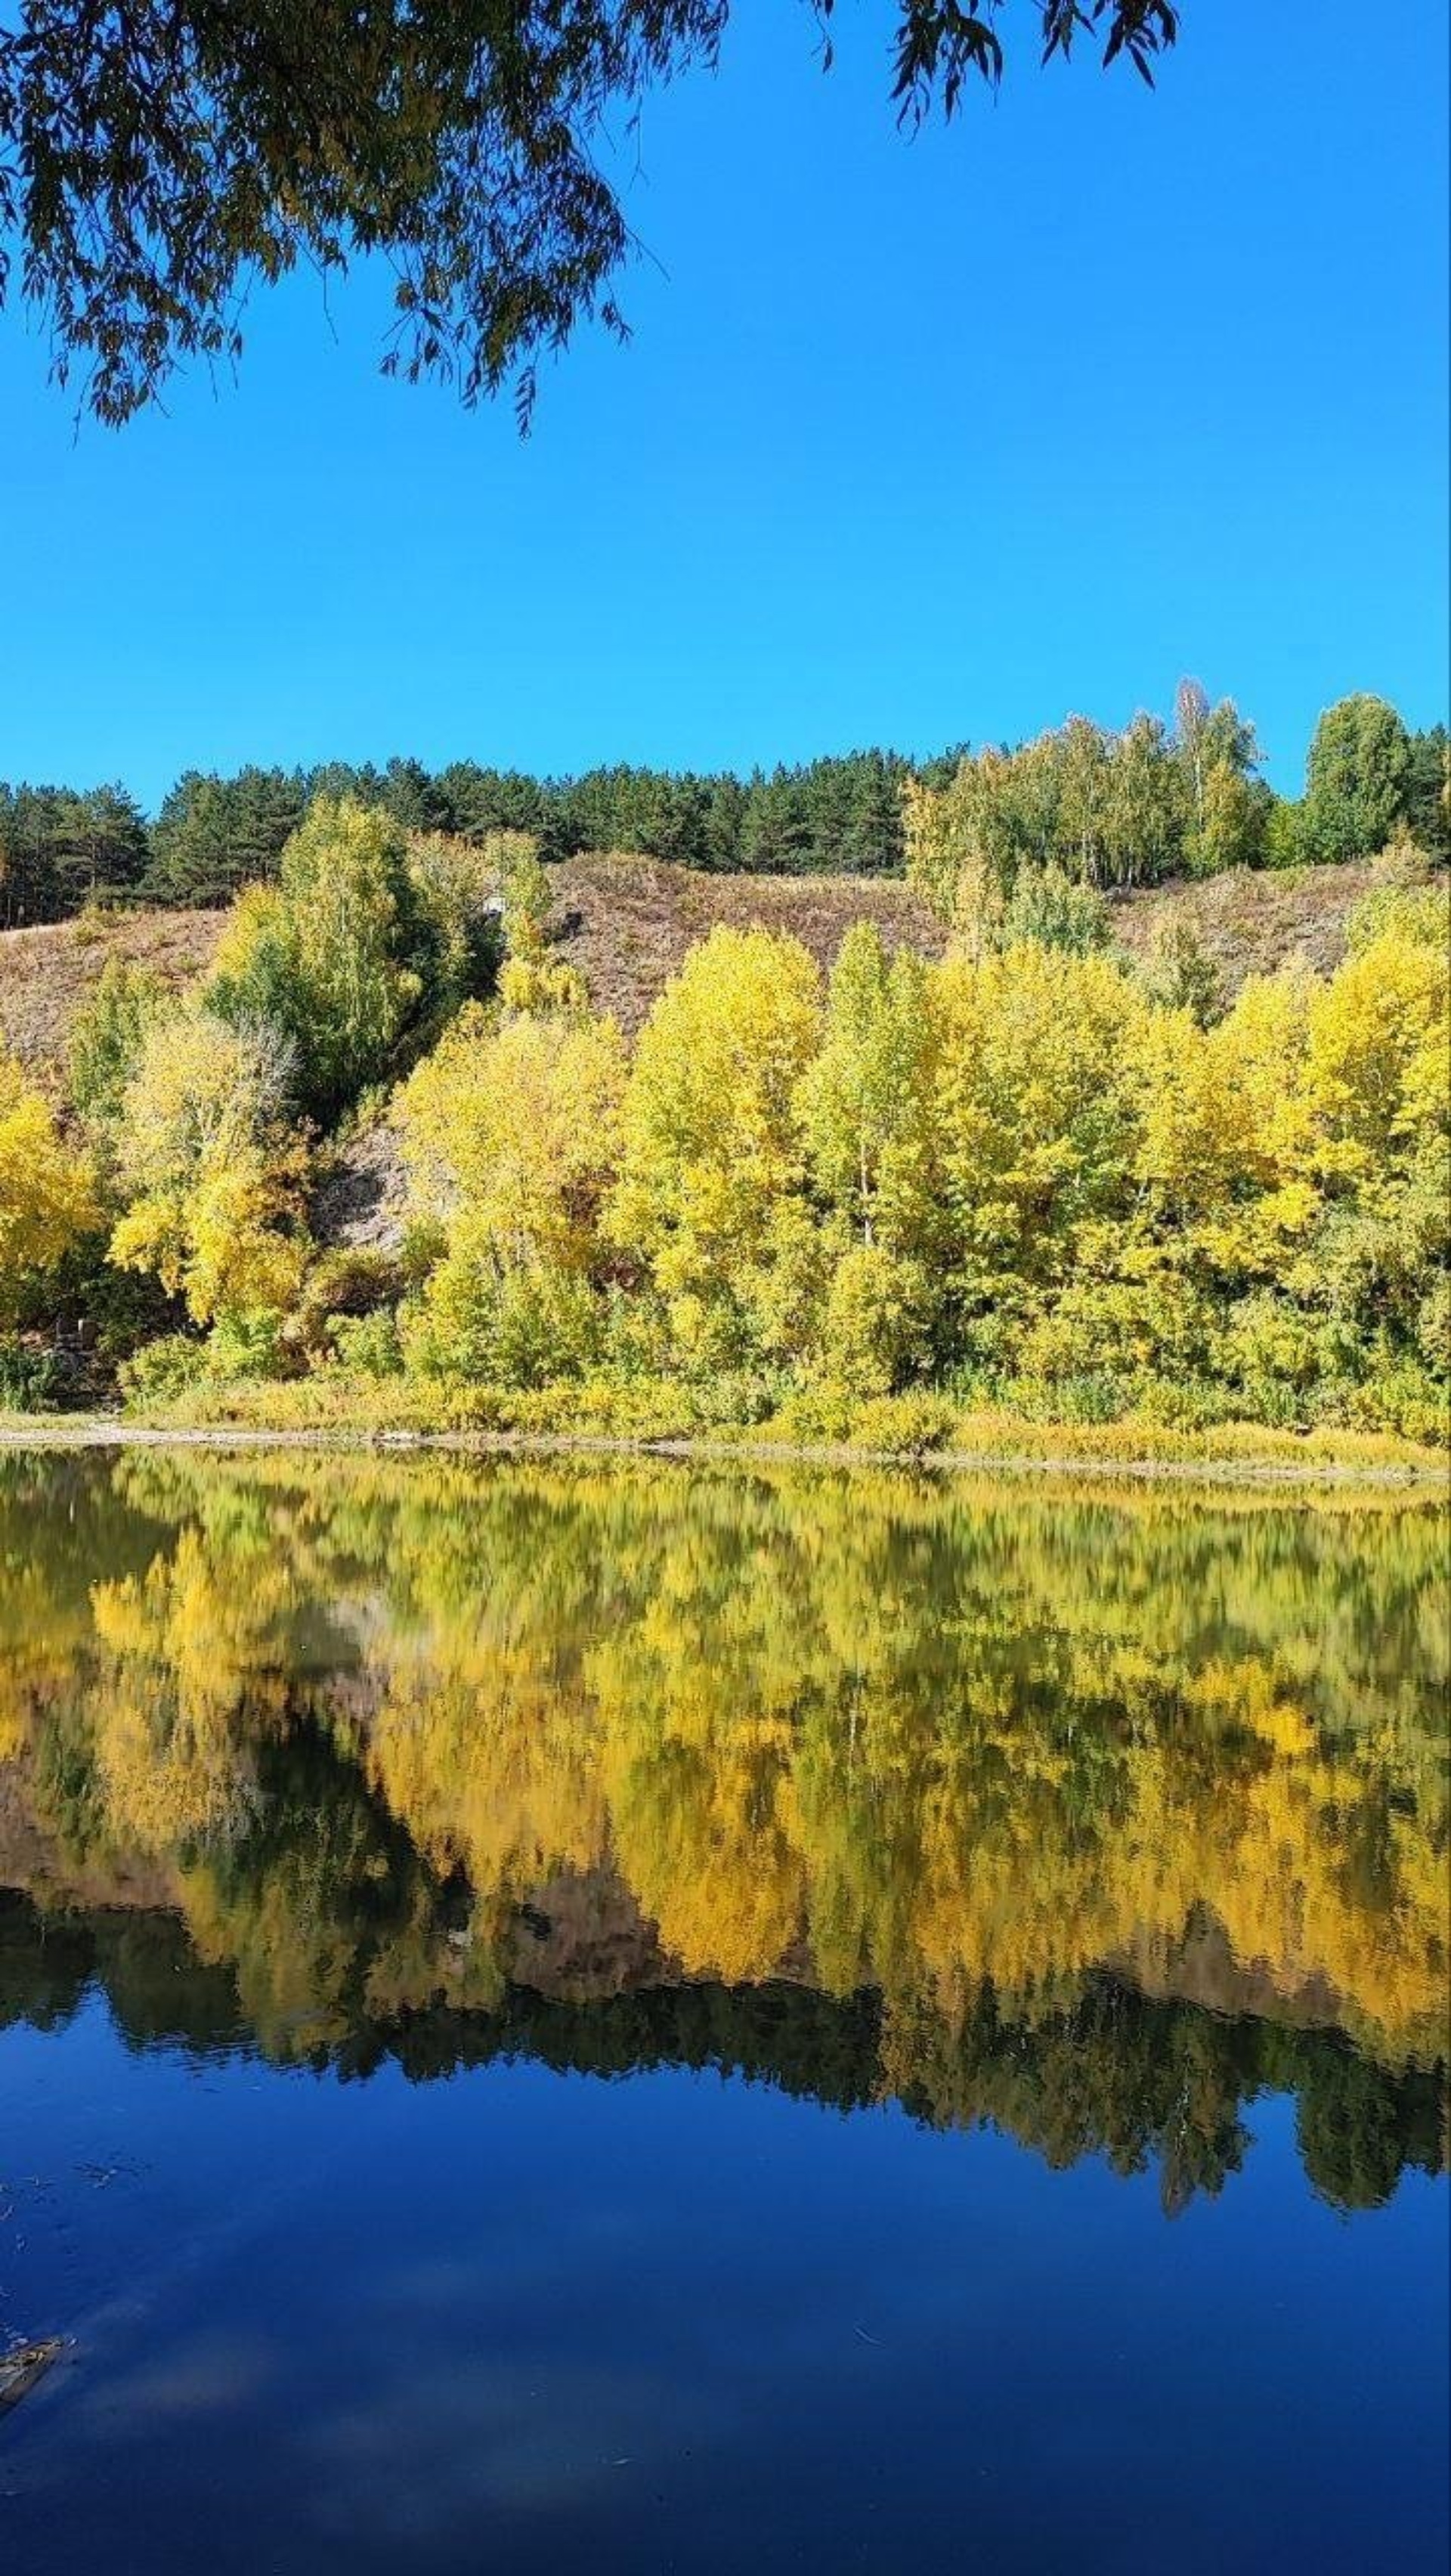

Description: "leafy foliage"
1304 696 1414 865
608 925 825 1368
4 753 1446 1434
5 684 1440 925
67 957 166 1139
2 3 1180 424
0 1048 97 1321
2 1443 1445 2194
107 1003 309 1324
398 1000 626 1382
206 797 422 1123
905 691 1271 920
379 896 1449 1432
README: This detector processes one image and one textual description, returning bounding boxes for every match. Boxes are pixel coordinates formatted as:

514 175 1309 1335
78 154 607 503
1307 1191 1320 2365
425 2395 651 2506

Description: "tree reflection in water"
0 1449 1444 2212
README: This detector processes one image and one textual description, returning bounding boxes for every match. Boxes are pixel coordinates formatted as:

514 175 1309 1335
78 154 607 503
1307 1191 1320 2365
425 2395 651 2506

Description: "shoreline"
2 1414 1446 1489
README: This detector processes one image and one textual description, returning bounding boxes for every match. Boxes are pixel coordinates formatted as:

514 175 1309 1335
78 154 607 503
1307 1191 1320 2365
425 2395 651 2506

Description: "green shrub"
766 1382 957 1454
118 1333 209 1407
1000 863 1112 956
206 1309 295 1382
403 1255 605 1389
329 1309 404 1379
67 958 166 1133
0 1336 61 1410
289 1245 404 1356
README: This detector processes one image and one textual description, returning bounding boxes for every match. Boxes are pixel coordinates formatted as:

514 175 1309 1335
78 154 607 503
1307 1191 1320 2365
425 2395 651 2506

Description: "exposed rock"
311 1120 410 1251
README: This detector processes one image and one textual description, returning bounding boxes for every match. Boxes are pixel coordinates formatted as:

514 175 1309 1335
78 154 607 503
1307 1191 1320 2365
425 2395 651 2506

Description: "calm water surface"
0 1449 1446 2572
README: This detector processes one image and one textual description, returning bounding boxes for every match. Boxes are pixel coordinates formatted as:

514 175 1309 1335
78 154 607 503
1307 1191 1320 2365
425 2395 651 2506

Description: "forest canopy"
2 689 1445 927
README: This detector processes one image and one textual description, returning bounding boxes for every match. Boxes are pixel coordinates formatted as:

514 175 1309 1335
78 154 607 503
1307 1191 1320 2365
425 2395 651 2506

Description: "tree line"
2 689 1444 925
4 783 1445 1441
0 748 945 924
6 1867 1438 2215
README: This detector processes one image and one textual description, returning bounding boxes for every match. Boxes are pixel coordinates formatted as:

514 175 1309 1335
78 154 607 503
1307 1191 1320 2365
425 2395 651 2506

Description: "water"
1 1447 1446 2571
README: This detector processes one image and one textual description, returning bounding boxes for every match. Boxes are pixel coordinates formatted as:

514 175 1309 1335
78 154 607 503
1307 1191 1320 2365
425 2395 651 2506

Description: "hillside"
0 853 1385 1087
1106 857 1384 990
0 905 226 1089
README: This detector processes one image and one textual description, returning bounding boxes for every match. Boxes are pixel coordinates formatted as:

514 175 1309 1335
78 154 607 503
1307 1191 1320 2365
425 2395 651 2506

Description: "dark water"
0 1447 1446 2572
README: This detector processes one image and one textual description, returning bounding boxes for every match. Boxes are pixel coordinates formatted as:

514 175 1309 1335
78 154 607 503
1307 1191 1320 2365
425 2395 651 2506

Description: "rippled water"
1 1448 1446 2571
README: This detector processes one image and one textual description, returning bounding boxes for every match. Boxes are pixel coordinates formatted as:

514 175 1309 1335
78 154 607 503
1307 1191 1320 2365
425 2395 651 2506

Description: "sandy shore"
2 1415 1446 1488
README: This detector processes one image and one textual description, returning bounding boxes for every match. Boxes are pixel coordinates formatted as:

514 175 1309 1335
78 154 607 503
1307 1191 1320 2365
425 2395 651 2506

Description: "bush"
1000 863 1112 956
404 1257 605 1389
766 1383 957 1454
289 1246 404 1357
1137 917 1224 1026
118 1332 209 1407
1344 847 1446 954
1345 1361 1449 1446
0 1335 62 1410
405 831 503 1011
820 1244 933 1396
67 957 166 1132
206 1309 295 1382
329 1309 404 1379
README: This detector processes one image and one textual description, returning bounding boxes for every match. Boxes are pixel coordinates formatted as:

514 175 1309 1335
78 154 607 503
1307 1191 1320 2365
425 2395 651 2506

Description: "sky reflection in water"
0 1450 1446 2571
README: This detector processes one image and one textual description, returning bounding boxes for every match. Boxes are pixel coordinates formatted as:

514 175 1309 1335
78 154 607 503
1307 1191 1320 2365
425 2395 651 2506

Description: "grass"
0 903 225 1092
542 850 950 1032
2 852 1390 1089
6 1378 1444 1485
1108 858 1379 995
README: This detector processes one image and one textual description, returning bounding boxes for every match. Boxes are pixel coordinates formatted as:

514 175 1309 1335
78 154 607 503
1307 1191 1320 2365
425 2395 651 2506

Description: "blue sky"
1 0 1446 810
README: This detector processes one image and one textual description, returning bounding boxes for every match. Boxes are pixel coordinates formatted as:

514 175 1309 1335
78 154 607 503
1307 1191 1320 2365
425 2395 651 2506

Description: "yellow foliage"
400 1002 625 1271
1305 929 1449 1176
609 925 823 1362
107 1005 309 1324
930 943 1147 1290
497 952 589 1016
0 1050 97 1315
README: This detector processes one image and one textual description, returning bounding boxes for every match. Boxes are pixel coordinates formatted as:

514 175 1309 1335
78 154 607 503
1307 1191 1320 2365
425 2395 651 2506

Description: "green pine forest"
3 686 1448 924
1 686 1447 1457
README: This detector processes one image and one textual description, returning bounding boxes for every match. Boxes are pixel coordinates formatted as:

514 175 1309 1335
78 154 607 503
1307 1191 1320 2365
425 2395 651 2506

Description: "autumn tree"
930 943 1149 1363
67 958 167 1144
0 1050 97 1319
206 797 422 1122
905 709 1193 920
404 831 503 1018
398 1001 626 1381
609 925 823 1367
797 926 943 1390
487 831 589 1016
1172 680 1266 874
108 1005 309 1324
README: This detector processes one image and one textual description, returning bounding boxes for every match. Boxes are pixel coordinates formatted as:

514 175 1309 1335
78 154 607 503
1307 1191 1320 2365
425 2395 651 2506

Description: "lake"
0 1447 1446 2571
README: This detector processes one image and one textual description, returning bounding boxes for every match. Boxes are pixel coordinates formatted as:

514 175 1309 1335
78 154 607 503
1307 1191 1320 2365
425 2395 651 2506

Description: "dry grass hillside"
0 906 225 1089
0 853 1388 1090
1108 858 1382 992
547 852 950 1029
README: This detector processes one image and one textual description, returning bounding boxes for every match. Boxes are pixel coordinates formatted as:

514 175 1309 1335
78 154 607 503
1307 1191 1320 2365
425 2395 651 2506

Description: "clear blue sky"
1 0 1446 810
